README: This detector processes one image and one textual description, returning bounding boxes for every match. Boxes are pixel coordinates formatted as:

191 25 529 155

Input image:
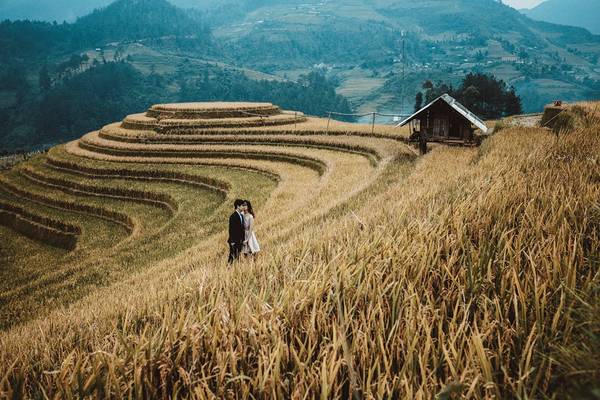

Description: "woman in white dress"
242 200 260 256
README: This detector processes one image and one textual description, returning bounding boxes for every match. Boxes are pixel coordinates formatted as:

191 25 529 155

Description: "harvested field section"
84 129 406 169
64 140 282 181
155 113 305 127
75 132 331 175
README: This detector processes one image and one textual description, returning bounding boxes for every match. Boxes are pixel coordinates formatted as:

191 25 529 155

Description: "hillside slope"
0 102 598 398
0 0 598 153
209 0 600 113
74 0 210 44
523 0 600 34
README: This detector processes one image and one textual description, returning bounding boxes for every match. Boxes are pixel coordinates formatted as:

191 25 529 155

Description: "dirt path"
508 113 543 128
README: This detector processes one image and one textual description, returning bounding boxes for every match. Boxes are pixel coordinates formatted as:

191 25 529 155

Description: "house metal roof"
398 93 489 134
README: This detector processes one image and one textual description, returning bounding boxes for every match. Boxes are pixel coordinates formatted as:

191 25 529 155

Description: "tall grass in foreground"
1 106 599 398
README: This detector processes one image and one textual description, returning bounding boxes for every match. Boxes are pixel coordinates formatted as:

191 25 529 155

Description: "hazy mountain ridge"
0 0 213 59
522 0 600 35
75 0 210 43
0 0 214 22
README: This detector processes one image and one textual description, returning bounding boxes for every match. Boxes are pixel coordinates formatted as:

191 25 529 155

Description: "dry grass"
0 102 597 398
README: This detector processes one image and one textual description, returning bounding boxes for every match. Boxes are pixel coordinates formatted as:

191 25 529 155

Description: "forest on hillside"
0 60 351 151
415 73 522 119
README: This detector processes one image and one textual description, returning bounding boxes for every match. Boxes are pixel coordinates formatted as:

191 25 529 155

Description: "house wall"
416 101 473 140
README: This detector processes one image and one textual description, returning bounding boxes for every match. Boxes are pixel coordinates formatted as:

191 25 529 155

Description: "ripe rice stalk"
1 103 597 398
21 167 179 216
153 116 411 139
0 176 135 235
77 138 329 176
97 130 385 167
65 140 288 182
46 152 230 194
121 113 306 132
147 102 280 119
0 200 80 250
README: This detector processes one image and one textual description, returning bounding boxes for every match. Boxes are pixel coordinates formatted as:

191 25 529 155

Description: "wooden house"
399 94 488 143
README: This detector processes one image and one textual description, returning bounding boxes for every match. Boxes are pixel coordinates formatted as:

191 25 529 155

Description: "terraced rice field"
1 102 598 398
0 102 412 330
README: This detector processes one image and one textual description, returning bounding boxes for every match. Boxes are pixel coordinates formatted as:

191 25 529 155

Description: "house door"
448 121 460 138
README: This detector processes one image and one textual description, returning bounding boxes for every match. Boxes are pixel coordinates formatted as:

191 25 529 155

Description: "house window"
433 118 448 136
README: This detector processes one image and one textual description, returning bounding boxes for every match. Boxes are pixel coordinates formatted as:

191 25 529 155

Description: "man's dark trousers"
228 211 245 263
228 242 243 263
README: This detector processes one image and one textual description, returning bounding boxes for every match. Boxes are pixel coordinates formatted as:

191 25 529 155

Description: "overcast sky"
503 0 546 9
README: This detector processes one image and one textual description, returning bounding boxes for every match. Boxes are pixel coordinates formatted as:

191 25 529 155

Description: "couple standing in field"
227 199 260 263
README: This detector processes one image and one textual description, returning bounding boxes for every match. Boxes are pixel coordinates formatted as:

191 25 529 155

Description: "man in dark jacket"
228 199 246 263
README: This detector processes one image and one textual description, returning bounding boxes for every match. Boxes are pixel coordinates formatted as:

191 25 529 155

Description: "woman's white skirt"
243 231 260 254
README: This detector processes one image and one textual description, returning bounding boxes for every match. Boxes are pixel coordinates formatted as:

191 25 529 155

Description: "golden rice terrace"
0 101 598 399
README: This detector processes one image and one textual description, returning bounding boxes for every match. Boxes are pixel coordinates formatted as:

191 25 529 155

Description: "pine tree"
414 92 423 112
39 63 52 92
504 87 522 116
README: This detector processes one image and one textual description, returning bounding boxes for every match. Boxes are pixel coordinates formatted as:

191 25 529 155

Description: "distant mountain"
0 0 113 22
0 0 211 59
75 0 209 43
0 0 212 22
522 0 600 34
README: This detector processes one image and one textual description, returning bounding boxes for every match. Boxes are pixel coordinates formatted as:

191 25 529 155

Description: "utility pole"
400 30 406 117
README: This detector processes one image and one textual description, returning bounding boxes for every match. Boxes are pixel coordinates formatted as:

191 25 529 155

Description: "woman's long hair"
244 200 255 218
